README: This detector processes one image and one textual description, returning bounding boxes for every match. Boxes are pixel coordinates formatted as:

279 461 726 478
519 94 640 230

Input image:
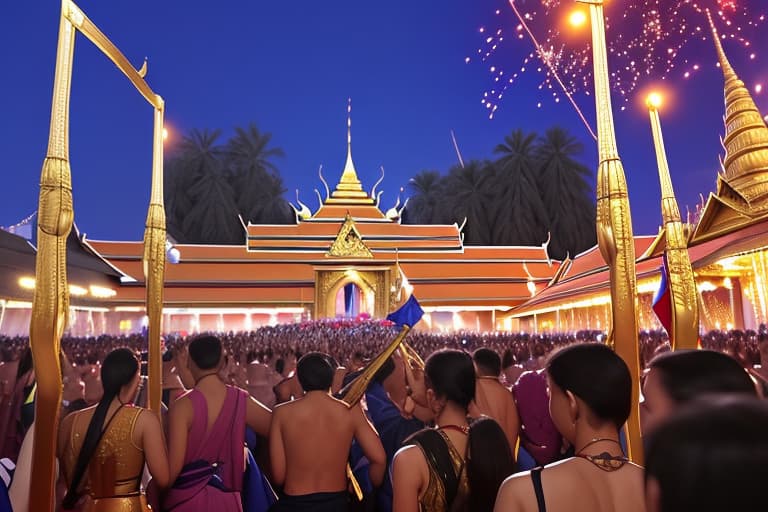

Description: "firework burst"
469 0 766 132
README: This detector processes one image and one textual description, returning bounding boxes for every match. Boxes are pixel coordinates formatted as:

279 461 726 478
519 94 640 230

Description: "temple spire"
707 10 768 211
338 98 362 188
328 98 372 204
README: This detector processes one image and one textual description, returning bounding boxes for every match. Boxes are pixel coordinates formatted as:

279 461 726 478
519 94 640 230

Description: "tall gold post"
29 2 75 509
646 97 700 350
143 104 166 414
29 2 165 507
576 0 642 463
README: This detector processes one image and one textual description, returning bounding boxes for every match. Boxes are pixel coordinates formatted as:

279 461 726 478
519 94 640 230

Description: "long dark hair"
62 348 138 509
425 350 514 512
466 417 515 512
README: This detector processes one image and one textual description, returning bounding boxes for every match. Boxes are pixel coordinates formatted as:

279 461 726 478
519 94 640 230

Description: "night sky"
1 0 766 242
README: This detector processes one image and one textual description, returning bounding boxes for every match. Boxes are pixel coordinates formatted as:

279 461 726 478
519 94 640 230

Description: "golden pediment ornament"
327 213 373 258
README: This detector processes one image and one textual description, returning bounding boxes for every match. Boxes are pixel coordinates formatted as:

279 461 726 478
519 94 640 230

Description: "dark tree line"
165 124 596 259
403 127 597 260
165 124 294 244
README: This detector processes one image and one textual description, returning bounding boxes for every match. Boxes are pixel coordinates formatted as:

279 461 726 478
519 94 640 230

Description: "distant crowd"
0 319 766 511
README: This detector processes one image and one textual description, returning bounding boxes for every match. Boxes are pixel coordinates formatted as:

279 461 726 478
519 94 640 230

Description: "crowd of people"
0 318 766 511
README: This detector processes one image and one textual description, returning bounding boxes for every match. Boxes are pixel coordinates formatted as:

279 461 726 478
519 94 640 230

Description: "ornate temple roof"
690 14 768 244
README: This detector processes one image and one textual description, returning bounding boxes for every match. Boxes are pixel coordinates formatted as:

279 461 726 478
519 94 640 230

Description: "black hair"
425 349 475 409
296 352 334 392
546 343 631 429
645 396 768 511
648 350 756 404
466 417 516 512
275 358 285 375
188 335 222 370
16 347 33 381
62 348 138 509
501 348 515 369
473 348 501 377
373 356 395 384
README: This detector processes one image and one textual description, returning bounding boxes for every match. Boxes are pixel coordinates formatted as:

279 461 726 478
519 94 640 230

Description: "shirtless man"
248 352 276 408
469 348 520 451
269 352 386 511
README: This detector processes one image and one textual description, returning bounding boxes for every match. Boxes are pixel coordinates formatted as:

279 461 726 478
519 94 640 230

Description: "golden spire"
647 94 699 350
327 99 374 204
708 11 768 211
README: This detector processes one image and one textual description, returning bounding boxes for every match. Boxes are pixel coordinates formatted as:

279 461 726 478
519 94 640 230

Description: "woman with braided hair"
57 348 169 511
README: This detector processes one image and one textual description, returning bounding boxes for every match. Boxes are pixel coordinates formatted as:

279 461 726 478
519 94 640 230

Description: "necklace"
575 437 629 472
439 424 470 435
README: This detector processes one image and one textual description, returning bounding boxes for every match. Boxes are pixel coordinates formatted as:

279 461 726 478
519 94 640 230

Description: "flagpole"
647 94 699 350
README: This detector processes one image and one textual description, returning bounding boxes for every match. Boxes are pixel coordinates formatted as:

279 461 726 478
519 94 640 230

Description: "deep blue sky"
1 1 766 241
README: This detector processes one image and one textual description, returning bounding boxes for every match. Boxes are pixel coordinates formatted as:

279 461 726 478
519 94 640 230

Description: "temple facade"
0 110 557 336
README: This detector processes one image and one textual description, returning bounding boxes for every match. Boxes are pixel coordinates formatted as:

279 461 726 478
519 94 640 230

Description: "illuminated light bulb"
646 92 663 109
18 277 35 290
568 10 587 28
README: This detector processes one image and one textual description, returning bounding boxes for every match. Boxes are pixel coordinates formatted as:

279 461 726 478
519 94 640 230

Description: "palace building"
0 115 558 336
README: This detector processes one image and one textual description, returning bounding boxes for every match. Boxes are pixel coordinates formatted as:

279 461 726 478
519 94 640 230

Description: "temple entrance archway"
314 267 393 319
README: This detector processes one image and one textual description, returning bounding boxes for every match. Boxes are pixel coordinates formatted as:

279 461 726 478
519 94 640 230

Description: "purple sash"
164 386 247 511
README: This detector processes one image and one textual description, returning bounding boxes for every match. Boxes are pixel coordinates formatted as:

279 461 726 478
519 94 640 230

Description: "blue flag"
386 294 424 328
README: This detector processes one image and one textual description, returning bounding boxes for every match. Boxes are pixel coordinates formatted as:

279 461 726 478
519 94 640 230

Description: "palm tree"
165 129 225 242
182 157 242 244
226 124 289 223
491 129 549 246
536 127 596 259
442 161 494 244
405 170 446 224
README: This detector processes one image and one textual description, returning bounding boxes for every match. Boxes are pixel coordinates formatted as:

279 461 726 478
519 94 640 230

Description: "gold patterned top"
68 405 146 502
409 429 469 512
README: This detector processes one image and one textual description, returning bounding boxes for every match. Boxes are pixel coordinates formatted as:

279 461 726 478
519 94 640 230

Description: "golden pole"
576 0 642 464
143 104 166 414
29 2 75 509
646 96 700 350
340 325 411 406
29 2 164 506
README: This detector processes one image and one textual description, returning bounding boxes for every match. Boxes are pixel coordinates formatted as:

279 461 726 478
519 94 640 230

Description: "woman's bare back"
496 458 645 512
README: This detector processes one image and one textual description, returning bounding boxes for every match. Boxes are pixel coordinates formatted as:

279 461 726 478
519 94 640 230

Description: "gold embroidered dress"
67 405 149 512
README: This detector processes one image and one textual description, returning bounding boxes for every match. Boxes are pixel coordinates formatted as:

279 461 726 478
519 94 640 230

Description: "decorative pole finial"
347 97 352 150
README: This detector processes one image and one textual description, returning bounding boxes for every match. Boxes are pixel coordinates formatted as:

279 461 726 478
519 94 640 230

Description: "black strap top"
531 466 547 512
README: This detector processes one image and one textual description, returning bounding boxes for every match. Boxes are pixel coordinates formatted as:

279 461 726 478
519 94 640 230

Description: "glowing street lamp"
569 10 587 28
646 91 663 110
